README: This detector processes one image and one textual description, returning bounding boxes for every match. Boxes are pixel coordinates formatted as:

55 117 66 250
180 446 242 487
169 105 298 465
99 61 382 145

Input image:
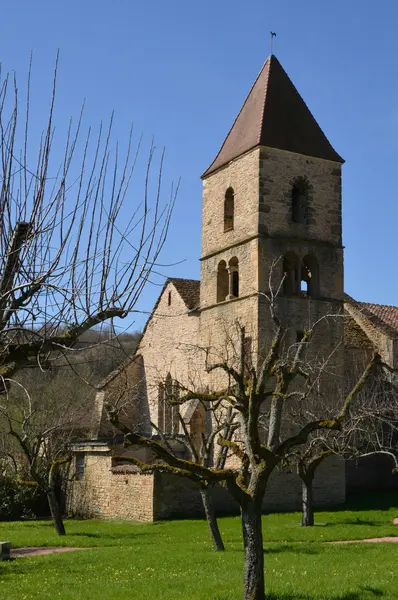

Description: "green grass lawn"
1 495 398 599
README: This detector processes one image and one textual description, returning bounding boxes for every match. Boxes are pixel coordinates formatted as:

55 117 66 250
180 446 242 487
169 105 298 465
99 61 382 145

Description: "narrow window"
228 257 239 298
171 380 180 434
164 373 173 433
168 291 172 306
232 271 239 297
217 260 228 303
76 453 85 481
291 179 309 224
224 188 234 232
158 382 165 430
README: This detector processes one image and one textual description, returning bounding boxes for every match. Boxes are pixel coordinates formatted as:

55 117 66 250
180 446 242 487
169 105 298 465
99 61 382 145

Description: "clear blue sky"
2 0 398 330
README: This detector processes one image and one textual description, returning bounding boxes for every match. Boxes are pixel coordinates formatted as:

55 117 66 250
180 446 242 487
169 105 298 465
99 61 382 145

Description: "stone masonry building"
69 55 398 521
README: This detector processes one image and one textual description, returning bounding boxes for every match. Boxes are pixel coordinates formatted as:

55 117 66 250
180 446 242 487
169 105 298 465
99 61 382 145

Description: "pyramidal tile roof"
203 55 343 178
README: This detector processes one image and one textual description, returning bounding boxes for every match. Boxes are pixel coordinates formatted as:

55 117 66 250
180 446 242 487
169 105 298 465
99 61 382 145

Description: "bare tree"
0 54 175 384
106 304 381 600
0 55 175 533
155 402 239 551
0 364 100 534
295 351 398 526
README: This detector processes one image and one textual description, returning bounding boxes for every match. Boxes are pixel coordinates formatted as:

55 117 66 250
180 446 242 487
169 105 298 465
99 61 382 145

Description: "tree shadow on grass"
267 589 385 600
264 544 319 555
227 544 319 556
321 519 379 527
215 587 385 600
69 532 101 538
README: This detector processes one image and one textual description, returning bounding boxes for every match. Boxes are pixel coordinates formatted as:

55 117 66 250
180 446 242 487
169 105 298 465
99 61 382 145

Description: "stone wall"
258 146 342 245
69 448 112 518
108 472 154 521
69 446 155 522
152 457 345 520
134 280 202 430
69 445 345 522
263 456 345 511
95 279 203 435
201 148 260 260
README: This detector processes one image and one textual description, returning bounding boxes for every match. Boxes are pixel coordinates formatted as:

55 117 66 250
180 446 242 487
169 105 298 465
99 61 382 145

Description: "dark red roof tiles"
345 295 398 339
203 55 343 178
354 302 398 338
169 278 200 310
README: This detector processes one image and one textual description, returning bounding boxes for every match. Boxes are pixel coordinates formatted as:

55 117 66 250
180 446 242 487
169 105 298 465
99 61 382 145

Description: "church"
69 55 398 522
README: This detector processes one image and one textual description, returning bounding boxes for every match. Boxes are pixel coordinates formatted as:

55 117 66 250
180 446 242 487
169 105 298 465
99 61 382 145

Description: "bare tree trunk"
199 486 224 551
47 489 66 536
241 499 266 600
47 463 66 536
301 476 314 527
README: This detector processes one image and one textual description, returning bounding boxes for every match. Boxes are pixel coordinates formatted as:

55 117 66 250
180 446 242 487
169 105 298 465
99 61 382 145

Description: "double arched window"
224 188 234 232
282 253 319 298
217 257 239 302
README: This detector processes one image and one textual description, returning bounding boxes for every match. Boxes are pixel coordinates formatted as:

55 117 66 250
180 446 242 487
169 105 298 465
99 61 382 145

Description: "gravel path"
330 537 398 544
11 547 88 558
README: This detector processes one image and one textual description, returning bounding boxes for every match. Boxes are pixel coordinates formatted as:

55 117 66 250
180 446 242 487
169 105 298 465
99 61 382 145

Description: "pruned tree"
110 368 239 551
0 55 175 533
0 327 142 534
153 402 239 551
0 363 100 534
287 349 398 527
106 301 381 600
0 54 175 383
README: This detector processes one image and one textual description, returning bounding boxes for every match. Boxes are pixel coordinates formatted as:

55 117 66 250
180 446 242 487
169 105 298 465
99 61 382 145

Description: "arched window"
282 252 300 295
158 373 179 434
291 178 309 224
228 257 239 298
301 255 319 298
217 260 228 303
158 382 165 430
164 373 173 433
171 380 180 434
224 188 234 232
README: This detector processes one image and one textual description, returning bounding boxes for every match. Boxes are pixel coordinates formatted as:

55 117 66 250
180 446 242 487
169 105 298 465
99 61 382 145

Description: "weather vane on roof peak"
270 31 276 55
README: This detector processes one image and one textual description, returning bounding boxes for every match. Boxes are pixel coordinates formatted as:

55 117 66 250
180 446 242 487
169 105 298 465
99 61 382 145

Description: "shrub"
0 476 48 520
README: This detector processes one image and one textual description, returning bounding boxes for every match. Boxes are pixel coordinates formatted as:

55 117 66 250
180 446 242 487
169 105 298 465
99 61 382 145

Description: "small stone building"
69 55 398 521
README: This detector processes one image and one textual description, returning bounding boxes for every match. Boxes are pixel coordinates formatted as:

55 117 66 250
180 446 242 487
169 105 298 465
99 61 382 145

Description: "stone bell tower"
199 55 345 392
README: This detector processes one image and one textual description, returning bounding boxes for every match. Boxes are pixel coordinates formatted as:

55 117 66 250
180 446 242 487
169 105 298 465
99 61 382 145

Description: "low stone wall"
263 456 345 512
153 473 238 520
108 472 153 521
152 455 345 520
69 450 345 522
69 453 155 522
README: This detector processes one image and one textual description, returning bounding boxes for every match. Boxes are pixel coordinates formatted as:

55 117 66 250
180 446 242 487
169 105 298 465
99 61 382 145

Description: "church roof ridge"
96 278 200 390
345 295 398 340
168 277 200 310
202 55 343 178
